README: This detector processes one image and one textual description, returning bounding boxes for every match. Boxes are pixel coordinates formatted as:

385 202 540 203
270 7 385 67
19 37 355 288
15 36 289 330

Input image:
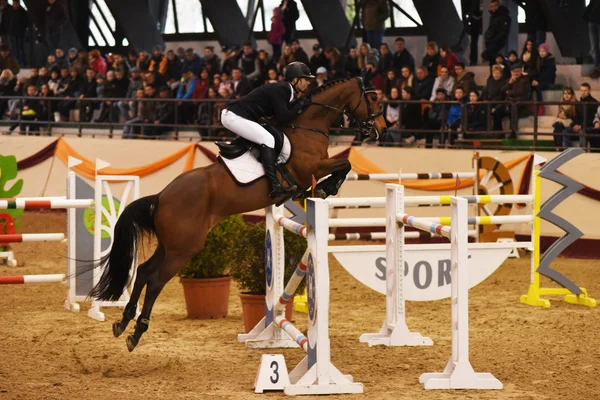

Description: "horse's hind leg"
125 251 191 352
113 244 165 338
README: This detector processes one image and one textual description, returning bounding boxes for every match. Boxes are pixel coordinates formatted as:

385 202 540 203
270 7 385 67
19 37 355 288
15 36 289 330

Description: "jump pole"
0 274 65 284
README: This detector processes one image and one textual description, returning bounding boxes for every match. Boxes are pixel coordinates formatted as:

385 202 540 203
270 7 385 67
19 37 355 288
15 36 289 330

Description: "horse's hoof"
112 321 124 337
126 335 138 352
315 189 327 199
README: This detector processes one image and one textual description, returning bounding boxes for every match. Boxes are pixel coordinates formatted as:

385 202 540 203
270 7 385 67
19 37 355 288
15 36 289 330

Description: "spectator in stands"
493 54 511 79
94 70 120 123
114 53 129 75
47 68 59 94
378 43 392 74
7 76 26 119
257 50 274 84
290 39 309 64
398 66 413 90
422 41 441 78
165 50 182 85
241 42 260 87
149 46 167 76
197 86 219 137
524 0 546 46
400 86 423 145
219 72 233 94
67 48 77 66
46 54 58 71
55 48 68 69
439 47 459 75
315 66 328 87
126 50 138 71
266 68 278 84
394 38 417 73
366 62 384 90
58 67 84 120
413 66 434 101
465 90 486 135
590 105 600 148
37 83 54 122
381 86 401 143
95 73 105 98
344 46 361 78
137 51 150 71
464 0 482 66
482 0 511 70
503 62 531 135
553 87 577 149
192 68 210 102
383 69 399 97
358 43 379 71
38 67 49 86
278 45 295 72
0 45 18 75
114 68 129 99
482 64 508 131
80 68 97 122
181 48 202 77
430 66 455 101
18 85 42 135
203 46 221 77
325 48 344 79
0 68 14 115
231 67 251 98
26 67 39 88
309 44 328 75
221 46 239 75
452 62 478 97
88 49 107 76
176 69 196 124
8 0 28 66
72 50 89 72
520 39 539 77
447 86 468 143
45 0 65 50
531 43 556 104
0 0 9 46
123 88 146 139
424 88 448 147
563 83 598 147
585 0 600 79
280 0 299 44
268 8 286 63
175 47 185 63
104 53 114 72
55 66 69 97
146 86 174 138
360 0 389 50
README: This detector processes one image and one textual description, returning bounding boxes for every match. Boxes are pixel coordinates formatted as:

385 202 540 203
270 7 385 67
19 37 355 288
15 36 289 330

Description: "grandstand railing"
0 96 598 152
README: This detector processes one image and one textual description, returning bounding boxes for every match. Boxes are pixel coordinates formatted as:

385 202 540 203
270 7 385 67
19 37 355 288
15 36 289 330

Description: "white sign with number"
254 354 290 393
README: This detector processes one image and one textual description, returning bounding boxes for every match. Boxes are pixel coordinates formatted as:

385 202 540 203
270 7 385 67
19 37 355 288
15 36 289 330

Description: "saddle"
216 118 285 161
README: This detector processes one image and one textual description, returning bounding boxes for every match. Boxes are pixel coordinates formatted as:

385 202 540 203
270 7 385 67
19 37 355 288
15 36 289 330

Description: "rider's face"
295 77 311 92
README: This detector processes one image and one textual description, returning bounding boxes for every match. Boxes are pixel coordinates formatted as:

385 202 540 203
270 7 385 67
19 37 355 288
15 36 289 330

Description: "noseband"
310 77 382 139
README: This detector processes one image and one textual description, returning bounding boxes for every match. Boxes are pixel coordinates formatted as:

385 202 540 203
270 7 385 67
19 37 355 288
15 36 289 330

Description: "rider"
221 61 314 199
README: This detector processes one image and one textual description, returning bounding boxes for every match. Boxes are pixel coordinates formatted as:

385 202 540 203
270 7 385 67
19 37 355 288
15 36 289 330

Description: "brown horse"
89 74 387 351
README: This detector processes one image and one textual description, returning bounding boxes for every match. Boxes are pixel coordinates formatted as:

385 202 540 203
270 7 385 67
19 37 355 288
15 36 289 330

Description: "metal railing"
0 95 598 151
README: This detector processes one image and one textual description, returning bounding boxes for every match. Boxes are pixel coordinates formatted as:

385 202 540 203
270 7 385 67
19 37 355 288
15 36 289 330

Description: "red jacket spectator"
267 8 286 46
88 49 107 75
440 47 460 76
192 69 210 99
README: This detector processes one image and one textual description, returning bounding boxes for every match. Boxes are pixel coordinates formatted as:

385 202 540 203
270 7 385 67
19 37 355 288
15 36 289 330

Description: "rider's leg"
221 109 297 198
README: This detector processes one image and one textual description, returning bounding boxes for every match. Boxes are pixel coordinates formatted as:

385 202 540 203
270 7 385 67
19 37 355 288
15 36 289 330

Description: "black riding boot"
260 144 297 199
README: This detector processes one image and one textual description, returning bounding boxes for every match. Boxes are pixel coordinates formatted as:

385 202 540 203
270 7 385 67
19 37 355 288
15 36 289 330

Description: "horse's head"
346 70 387 141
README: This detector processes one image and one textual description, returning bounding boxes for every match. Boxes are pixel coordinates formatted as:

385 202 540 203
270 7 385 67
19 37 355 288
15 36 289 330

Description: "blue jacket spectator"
181 48 202 76
177 71 196 100
447 87 468 126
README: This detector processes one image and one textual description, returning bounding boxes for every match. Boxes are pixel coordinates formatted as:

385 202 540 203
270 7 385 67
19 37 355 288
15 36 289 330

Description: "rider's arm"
272 86 305 124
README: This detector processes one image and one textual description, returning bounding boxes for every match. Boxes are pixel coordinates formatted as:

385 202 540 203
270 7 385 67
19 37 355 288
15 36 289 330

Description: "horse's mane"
311 77 355 97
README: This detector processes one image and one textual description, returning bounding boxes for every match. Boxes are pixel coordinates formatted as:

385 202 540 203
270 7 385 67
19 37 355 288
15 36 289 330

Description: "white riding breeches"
221 108 275 148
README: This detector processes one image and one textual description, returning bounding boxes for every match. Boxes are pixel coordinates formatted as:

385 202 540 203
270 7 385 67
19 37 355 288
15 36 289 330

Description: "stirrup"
270 183 298 200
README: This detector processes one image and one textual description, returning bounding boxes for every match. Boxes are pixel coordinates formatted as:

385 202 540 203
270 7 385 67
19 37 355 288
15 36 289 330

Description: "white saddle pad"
220 135 292 185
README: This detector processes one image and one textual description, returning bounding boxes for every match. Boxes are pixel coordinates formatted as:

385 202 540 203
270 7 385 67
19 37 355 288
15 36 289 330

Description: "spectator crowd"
0 0 597 149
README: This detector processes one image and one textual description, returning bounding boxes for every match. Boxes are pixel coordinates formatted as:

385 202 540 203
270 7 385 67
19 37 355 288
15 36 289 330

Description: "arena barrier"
0 156 140 321
241 200 363 395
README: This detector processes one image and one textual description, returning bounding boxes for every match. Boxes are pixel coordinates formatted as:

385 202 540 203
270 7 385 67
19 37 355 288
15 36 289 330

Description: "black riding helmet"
284 61 315 81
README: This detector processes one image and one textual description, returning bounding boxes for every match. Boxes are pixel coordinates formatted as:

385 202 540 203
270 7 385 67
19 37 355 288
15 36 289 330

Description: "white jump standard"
245 199 363 395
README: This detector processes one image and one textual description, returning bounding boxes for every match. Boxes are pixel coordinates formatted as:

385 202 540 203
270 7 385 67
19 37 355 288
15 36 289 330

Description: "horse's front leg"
297 158 352 200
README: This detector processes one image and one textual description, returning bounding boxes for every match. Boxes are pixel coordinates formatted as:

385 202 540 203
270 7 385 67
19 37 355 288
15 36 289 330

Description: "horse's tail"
89 194 159 302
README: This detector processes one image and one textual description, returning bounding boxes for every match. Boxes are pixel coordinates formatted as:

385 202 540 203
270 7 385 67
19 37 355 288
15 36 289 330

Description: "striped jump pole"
0 233 65 243
0 199 93 210
327 195 534 209
0 274 65 285
274 250 309 312
273 315 308 351
274 215 308 238
345 172 476 181
327 230 478 241
397 214 452 238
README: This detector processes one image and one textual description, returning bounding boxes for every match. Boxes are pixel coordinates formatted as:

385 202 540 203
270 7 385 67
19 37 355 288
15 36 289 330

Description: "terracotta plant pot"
180 276 232 319
239 293 294 333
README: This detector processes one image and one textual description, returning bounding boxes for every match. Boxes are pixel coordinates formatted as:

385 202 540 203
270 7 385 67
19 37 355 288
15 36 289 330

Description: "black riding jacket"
227 81 304 124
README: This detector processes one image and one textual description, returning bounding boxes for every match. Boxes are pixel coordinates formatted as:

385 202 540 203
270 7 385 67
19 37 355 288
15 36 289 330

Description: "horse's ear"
361 69 373 85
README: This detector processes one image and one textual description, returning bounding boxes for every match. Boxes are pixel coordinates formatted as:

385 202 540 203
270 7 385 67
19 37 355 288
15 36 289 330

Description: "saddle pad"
220 134 292 185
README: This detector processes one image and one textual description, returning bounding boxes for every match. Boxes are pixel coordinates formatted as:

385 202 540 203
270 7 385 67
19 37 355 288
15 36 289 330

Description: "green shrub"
230 221 307 295
178 215 247 279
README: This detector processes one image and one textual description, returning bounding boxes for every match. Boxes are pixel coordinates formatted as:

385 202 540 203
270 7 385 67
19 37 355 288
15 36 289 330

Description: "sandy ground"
1 212 599 400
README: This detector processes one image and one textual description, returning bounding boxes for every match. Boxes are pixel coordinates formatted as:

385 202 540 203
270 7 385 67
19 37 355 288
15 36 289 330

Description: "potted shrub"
230 221 307 332
178 215 247 319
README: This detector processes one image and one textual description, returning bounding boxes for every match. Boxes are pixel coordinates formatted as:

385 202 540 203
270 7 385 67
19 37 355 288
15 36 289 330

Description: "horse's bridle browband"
283 77 382 139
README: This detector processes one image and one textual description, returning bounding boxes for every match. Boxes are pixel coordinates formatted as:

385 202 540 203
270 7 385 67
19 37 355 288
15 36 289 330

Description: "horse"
89 73 387 352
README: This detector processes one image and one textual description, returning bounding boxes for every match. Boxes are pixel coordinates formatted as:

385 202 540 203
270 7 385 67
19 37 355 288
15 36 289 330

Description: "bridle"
310 77 382 139
285 76 382 139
